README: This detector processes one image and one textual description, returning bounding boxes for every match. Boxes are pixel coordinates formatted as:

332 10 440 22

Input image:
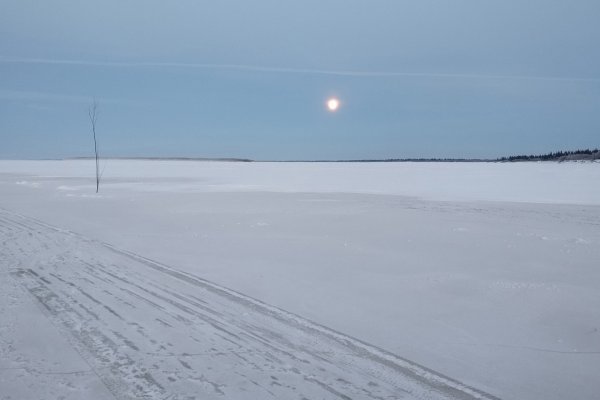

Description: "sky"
1 0 599 160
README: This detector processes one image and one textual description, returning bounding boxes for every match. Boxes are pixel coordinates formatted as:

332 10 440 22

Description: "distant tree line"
497 148 600 162
322 149 599 162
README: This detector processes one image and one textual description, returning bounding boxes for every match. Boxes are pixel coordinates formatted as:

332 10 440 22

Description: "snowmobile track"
0 208 501 400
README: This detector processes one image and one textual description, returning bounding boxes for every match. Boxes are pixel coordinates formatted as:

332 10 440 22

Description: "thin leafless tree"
88 99 100 193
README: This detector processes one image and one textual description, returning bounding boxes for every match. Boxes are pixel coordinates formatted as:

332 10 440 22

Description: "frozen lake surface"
1 160 599 399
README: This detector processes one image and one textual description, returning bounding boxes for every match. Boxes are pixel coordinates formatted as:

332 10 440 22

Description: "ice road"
0 208 497 400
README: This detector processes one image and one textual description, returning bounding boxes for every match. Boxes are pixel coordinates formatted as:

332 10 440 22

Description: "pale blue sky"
1 0 599 160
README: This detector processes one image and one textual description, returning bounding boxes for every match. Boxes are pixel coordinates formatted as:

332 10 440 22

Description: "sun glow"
326 98 340 112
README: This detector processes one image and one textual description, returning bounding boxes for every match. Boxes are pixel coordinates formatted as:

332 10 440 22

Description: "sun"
326 97 340 112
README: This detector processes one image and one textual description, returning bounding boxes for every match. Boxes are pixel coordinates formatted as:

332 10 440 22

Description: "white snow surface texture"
1 160 599 400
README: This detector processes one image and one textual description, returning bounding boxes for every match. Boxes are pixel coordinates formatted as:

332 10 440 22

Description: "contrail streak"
2 57 599 83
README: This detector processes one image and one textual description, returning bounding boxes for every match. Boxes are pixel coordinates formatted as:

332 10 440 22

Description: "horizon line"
2 149 598 163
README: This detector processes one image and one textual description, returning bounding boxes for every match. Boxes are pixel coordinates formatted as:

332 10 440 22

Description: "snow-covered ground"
1 160 599 400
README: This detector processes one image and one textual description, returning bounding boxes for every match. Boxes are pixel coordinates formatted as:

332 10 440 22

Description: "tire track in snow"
0 208 501 400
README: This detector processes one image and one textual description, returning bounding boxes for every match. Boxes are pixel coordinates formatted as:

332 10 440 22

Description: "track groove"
0 208 501 400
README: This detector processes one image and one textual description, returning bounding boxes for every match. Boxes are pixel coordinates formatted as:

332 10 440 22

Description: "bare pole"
88 99 100 193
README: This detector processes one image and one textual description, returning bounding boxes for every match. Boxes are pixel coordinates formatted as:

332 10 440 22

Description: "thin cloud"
2 57 599 83
0 89 90 103
0 89 142 107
